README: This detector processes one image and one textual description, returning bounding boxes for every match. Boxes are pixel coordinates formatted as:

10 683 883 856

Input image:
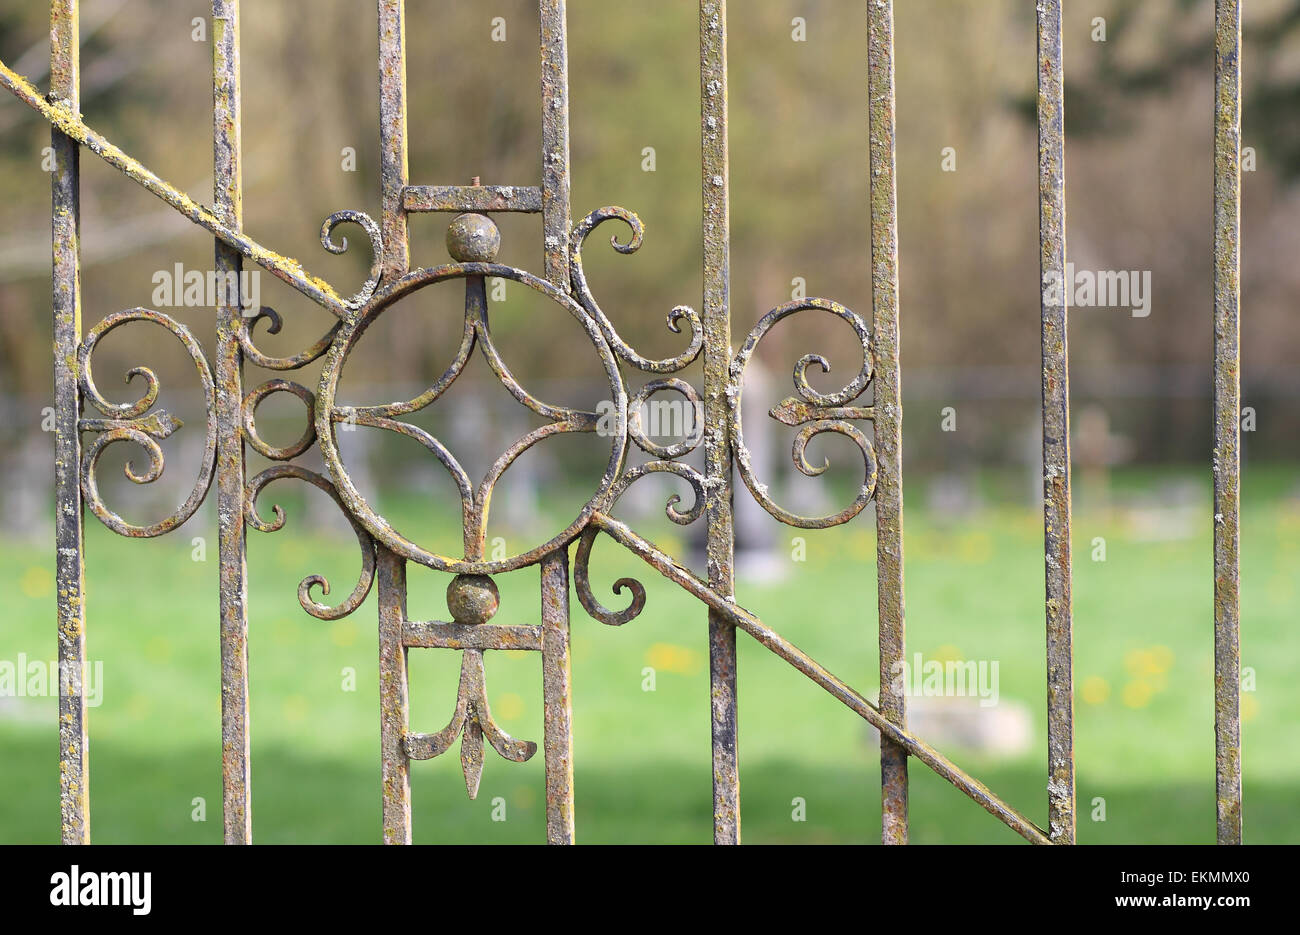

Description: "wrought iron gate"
0 0 1245 845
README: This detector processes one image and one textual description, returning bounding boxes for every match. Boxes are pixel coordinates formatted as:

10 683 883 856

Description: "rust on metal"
1036 0 1075 845
1212 0 1244 846
541 549 575 844
51 0 88 845
404 185 543 214
700 0 740 846
404 648 537 800
539 0 571 286
729 299 877 529
241 379 317 462
378 0 409 282
245 465 376 620
378 547 411 844
402 621 543 652
868 0 908 846
78 308 216 537
213 0 251 845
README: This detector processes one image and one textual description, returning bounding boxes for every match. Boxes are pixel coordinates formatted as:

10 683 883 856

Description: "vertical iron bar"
540 0 575 843
700 0 739 845
540 548 575 844
51 0 88 845
378 547 411 844
1036 0 1075 845
1212 0 1243 846
539 0 571 288
213 0 250 845
868 0 907 846
378 0 409 282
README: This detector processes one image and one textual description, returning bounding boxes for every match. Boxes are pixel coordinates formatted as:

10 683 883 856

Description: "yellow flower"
646 642 700 675
1081 675 1110 705
1122 680 1153 709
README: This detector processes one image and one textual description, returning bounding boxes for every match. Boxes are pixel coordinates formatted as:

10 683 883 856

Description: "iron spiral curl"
729 298 879 529
245 464 376 620
77 308 216 538
570 206 702 374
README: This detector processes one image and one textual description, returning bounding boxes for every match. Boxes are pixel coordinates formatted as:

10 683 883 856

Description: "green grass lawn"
1 466 1296 844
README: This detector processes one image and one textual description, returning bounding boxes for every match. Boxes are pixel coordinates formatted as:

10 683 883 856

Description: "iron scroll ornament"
78 307 217 539
312 207 710 576
574 296 880 627
69 207 877 605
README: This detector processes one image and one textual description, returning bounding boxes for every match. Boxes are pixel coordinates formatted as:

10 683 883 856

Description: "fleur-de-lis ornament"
403 574 536 798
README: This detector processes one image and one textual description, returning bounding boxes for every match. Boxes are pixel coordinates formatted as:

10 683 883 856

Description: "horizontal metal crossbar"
403 185 543 213
588 511 1053 846
402 621 543 651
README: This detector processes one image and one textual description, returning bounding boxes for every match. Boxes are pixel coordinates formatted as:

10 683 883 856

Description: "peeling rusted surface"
868 0 908 846
446 573 500 625
540 549 575 844
378 548 411 844
1212 0 1243 846
1036 0 1075 846
404 185 542 214
402 621 542 652
588 512 1052 846
446 213 502 264
213 0 251 845
700 0 739 845
51 0 87 846
539 0 571 286
378 0 409 282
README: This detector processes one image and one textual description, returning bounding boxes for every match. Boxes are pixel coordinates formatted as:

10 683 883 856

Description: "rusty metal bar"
540 548 575 844
700 0 739 845
51 0 88 846
539 0 570 287
378 0 409 282
589 512 1052 845
378 547 412 844
1212 0 1243 846
213 0 250 845
0 59 352 316
868 0 907 846
404 185 542 214
1036 0 1075 845
402 621 543 651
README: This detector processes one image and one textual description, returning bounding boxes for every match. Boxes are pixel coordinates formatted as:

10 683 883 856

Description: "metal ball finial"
447 574 500 625
446 213 501 262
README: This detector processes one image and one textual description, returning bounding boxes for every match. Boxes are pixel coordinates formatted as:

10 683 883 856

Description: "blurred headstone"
1074 404 1132 511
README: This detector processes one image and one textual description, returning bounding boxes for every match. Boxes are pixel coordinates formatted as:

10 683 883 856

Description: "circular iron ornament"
315 262 629 574
242 378 317 461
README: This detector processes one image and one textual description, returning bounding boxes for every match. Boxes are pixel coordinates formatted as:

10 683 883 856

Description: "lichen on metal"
1212 0 1244 846
1036 0 1076 846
